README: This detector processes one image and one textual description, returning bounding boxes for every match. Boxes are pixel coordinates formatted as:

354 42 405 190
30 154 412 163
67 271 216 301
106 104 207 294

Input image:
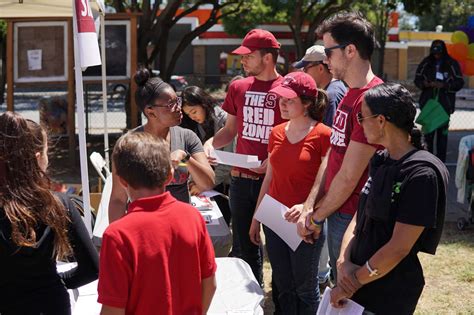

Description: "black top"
0 193 99 314
414 40 464 114
350 150 448 315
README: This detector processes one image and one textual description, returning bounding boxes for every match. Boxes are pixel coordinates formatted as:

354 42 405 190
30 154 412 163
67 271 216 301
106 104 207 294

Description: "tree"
417 0 473 32
222 0 356 59
356 0 438 77
108 0 246 81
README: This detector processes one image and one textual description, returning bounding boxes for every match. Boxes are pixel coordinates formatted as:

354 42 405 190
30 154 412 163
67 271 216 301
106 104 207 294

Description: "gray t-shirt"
133 125 203 203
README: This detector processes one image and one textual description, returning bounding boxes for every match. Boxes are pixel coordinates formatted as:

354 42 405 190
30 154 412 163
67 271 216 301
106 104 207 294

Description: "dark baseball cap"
269 72 318 99
232 29 281 55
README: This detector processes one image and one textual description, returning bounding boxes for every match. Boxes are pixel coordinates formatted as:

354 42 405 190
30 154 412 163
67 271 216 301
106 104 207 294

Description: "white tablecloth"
62 258 264 314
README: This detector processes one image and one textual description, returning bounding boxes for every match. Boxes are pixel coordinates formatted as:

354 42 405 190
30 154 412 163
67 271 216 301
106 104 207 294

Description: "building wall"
383 48 399 81
407 46 430 81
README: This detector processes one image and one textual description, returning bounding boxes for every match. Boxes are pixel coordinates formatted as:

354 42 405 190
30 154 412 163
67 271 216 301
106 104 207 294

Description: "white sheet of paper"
200 190 223 198
210 149 261 169
436 72 444 81
317 287 364 315
253 194 302 251
27 49 42 71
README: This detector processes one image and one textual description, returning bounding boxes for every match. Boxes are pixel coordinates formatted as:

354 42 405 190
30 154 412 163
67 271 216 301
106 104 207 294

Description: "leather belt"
231 170 262 180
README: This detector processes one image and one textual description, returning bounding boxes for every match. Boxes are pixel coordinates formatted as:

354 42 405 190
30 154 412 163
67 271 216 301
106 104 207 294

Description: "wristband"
305 214 324 231
310 216 324 227
181 152 191 163
366 260 379 277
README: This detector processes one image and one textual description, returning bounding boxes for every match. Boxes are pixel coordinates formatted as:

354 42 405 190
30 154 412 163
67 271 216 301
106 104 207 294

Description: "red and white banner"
74 0 101 69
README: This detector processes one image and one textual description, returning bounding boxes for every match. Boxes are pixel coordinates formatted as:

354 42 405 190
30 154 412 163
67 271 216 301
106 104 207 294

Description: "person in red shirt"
203 29 285 283
249 72 331 314
295 12 383 283
98 132 217 315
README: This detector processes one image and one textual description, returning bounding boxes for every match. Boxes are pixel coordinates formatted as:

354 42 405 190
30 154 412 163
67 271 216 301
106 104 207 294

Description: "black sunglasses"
324 43 349 58
303 61 324 72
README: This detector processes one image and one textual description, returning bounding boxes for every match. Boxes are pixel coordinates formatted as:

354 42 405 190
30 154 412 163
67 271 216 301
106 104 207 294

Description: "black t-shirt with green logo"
350 150 447 314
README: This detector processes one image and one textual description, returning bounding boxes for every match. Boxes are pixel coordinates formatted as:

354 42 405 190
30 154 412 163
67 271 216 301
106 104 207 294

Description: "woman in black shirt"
0 112 99 314
330 83 449 314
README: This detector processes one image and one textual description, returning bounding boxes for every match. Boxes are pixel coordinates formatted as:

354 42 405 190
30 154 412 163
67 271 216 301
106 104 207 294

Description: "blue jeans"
229 176 263 283
327 211 353 282
318 223 331 283
263 224 325 315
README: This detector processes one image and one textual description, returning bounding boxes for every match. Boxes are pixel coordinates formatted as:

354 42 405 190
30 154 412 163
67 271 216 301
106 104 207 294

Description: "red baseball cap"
232 29 281 55
269 72 318 99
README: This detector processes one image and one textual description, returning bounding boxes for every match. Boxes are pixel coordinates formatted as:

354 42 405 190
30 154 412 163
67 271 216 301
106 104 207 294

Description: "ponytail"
301 88 328 122
410 127 427 150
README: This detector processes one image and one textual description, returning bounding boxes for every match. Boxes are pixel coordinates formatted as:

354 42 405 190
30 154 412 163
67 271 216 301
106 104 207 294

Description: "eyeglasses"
303 62 323 73
324 43 349 58
356 112 379 125
150 97 182 111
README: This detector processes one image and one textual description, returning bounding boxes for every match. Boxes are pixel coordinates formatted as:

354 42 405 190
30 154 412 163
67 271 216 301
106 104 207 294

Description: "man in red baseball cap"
203 29 284 285
232 29 281 55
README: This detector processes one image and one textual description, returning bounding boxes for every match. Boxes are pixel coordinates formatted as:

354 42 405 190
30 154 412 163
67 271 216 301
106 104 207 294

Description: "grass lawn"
262 222 474 314
416 222 474 314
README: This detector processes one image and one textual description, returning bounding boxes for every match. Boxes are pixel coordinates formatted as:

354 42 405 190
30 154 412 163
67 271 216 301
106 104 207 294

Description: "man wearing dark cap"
203 29 285 283
294 44 347 128
415 39 464 162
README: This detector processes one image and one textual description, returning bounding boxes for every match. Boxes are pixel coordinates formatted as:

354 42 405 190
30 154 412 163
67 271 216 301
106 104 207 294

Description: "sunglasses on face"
356 111 379 125
303 61 324 72
324 43 349 58
150 97 182 111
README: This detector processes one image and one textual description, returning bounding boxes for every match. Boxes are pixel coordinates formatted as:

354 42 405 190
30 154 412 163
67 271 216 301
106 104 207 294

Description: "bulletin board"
83 20 130 80
14 21 68 83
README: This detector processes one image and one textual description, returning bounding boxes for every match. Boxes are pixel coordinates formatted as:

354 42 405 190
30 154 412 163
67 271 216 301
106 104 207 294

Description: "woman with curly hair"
0 112 98 315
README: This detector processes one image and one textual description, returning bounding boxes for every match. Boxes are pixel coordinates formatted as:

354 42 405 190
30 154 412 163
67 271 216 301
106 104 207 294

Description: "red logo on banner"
75 0 95 33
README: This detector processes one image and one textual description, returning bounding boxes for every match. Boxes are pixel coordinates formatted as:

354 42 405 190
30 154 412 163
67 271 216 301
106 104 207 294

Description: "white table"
198 199 232 257
61 258 264 315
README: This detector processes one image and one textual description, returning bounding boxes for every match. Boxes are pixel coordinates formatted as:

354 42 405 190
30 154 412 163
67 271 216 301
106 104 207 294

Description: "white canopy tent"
0 0 74 18
0 0 106 235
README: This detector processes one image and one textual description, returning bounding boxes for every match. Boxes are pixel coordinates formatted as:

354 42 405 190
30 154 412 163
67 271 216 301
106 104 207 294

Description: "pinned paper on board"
27 49 42 71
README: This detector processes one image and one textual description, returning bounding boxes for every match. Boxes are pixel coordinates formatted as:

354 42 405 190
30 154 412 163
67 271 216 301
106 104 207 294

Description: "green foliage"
222 0 338 37
222 0 280 37
0 20 6 37
417 0 473 32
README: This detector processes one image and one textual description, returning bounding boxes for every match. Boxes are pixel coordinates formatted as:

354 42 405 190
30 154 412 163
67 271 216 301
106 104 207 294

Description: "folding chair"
89 152 111 191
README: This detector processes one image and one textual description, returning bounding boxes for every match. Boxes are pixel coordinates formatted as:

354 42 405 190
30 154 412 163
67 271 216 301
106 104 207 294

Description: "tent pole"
72 0 93 236
100 13 109 169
